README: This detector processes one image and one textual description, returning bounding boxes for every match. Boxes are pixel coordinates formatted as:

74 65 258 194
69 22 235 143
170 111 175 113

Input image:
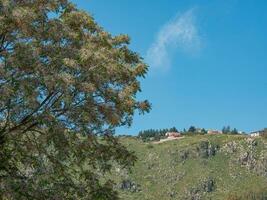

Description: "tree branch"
8 91 56 133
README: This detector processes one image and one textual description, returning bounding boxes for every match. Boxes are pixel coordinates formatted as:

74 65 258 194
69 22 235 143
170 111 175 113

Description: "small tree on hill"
169 127 178 132
201 128 207 134
188 126 196 133
222 126 231 134
231 128 239 134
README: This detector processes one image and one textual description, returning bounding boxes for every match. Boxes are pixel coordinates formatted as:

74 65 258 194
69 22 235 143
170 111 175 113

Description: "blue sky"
72 0 267 134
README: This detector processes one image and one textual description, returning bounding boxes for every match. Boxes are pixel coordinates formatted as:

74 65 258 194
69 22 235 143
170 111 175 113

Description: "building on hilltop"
250 130 264 137
207 130 222 135
165 132 181 138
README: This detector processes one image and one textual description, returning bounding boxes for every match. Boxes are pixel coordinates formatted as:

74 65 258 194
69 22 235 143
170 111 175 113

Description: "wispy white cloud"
146 8 201 70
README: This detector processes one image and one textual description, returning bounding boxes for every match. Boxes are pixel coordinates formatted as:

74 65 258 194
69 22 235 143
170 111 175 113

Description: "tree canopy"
188 126 196 133
222 126 239 134
0 0 150 199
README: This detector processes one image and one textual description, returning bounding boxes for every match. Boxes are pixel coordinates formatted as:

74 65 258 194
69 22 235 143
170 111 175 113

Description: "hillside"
113 134 267 200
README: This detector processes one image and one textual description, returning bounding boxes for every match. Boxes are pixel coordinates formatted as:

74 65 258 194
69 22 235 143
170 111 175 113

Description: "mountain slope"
114 135 267 200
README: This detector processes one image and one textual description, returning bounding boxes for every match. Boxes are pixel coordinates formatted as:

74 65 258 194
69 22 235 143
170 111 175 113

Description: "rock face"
118 180 141 193
221 141 238 154
197 141 219 158
238 151 257 170
173 140 220 164
179 150 190 162
246 138 258 147
185 187 202 200
184 177 216 200
201 177 215 193
255 153 267 177
221 138 267 178
237 139 267 175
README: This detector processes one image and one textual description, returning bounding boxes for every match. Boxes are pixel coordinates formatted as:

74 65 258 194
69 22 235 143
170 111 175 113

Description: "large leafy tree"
0 0 150 199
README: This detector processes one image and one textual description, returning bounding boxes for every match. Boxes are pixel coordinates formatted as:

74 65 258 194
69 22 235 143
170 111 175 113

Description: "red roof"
165 132 181 137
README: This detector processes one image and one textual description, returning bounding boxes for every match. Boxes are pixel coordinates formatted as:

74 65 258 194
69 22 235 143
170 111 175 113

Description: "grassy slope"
114 135 267 200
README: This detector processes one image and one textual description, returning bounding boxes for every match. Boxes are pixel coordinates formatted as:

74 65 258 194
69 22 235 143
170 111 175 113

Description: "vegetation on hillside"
138 125 243 142
113 135 267 200
222 126 239 134
138 127 178 141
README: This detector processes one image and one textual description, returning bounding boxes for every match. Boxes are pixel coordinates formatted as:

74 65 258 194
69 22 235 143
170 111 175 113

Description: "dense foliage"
0 0 150 199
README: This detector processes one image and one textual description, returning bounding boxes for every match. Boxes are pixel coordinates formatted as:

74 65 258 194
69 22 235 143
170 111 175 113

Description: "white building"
250 131 263 137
